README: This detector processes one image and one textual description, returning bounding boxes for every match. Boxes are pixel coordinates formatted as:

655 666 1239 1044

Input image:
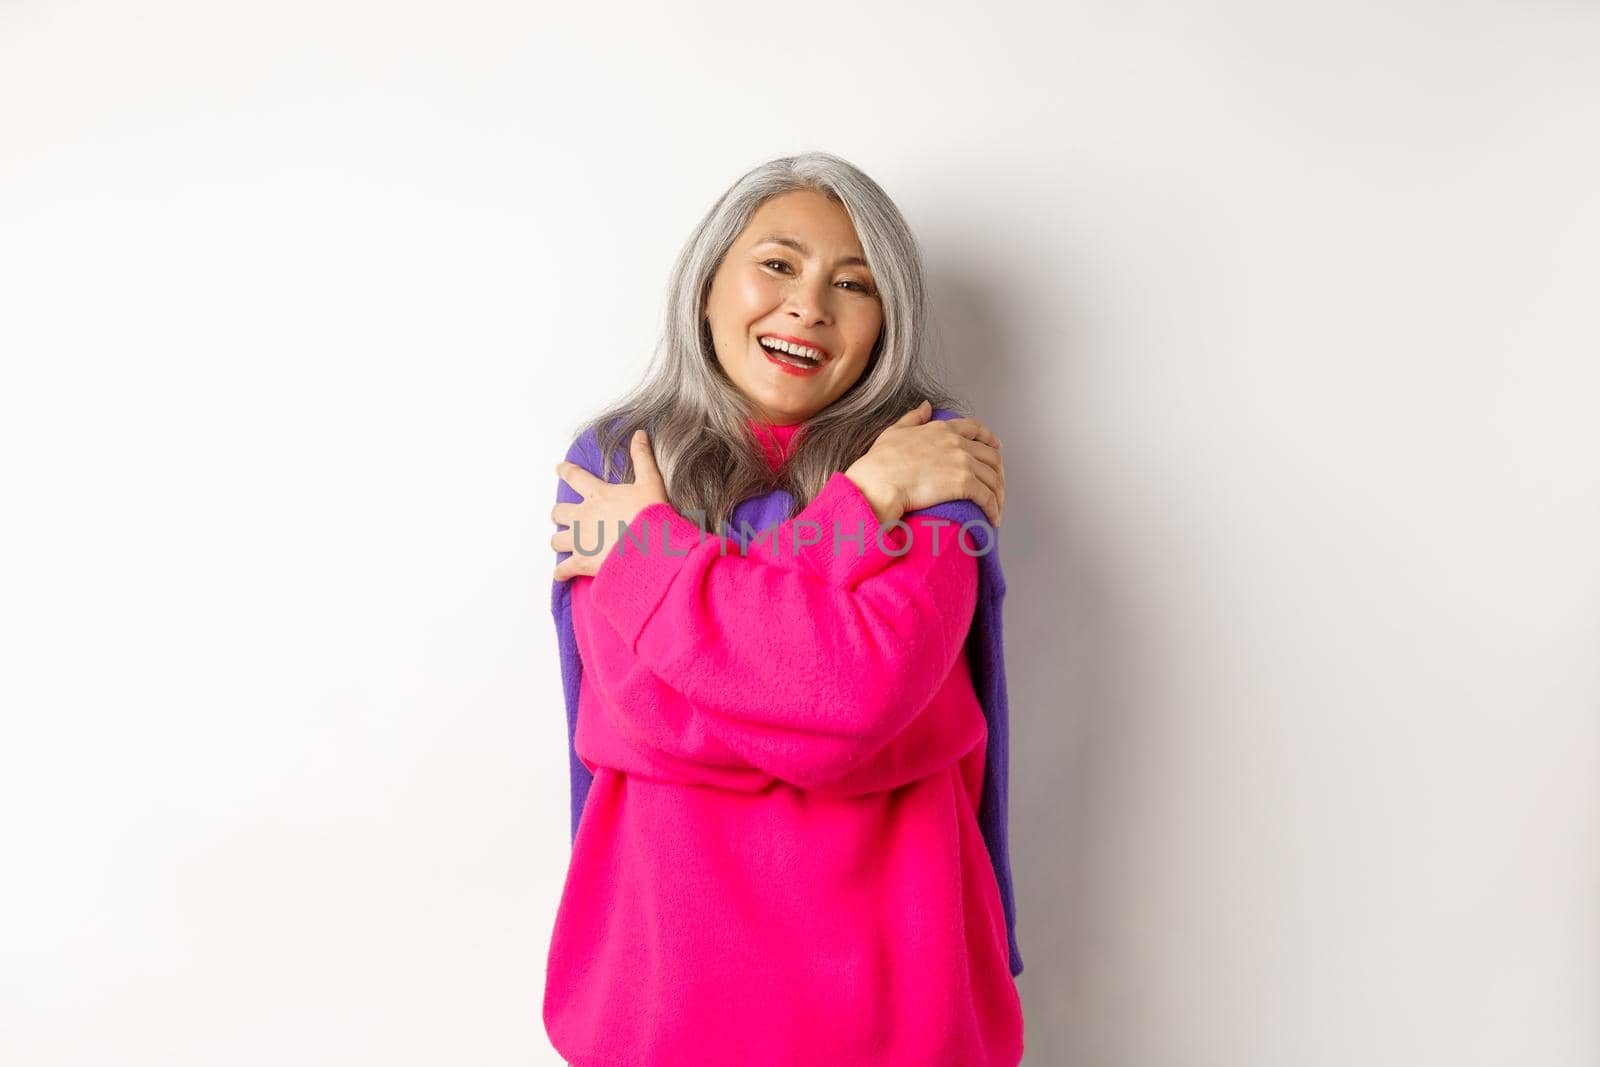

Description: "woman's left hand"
551 429 670 582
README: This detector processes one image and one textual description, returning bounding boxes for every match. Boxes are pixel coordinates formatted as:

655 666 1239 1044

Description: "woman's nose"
783 278 832 325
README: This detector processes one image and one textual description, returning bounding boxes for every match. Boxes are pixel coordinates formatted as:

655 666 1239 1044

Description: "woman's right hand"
842 400 1006 529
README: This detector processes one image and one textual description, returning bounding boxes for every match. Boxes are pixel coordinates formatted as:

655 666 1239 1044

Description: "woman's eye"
763 259 875 296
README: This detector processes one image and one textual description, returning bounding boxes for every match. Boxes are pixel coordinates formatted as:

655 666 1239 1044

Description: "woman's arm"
583 471 980 789
573 565 988 797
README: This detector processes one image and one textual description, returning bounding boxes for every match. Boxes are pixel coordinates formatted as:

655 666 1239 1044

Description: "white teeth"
758 336 824 362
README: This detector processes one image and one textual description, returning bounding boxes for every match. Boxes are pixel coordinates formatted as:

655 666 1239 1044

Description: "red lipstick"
759 341 824 377
758 333 831 361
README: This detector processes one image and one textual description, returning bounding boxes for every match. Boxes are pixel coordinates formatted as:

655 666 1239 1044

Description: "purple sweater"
551 406 1023 978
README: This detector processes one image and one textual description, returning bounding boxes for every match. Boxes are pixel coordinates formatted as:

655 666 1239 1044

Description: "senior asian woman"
544 151 1023 1067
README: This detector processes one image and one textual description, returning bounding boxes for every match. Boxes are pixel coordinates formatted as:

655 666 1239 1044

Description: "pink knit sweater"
543 418 1024 1066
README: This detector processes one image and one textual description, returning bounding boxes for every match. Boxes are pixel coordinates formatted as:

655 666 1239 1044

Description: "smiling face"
703 188 884 425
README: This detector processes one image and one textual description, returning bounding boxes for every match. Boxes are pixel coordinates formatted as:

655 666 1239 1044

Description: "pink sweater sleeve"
585 471 979 789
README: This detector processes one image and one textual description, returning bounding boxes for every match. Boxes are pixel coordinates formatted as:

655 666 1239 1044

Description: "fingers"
556 459 602 495
892 399 933 427
957 438 1002 474
552 538 594 582
962 462 1004 528
629 428 661 486
944 419 1005 524
943 416 1002 451
947 466 1002 529
552 520 612 557
957 440 1005 518
961 446 1001 490
554 433 659 583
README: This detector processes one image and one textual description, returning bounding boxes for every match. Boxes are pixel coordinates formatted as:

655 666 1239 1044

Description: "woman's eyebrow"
753 233 870 269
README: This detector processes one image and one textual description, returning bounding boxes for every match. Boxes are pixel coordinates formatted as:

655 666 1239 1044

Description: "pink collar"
746 417 803 471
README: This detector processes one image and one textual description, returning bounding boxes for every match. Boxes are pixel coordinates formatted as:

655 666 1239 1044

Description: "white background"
3 1 1596 1064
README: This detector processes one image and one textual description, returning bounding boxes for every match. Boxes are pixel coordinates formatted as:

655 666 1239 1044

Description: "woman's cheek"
737 269 781 311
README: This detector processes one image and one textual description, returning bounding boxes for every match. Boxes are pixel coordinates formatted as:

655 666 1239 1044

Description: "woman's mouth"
756 335 827 376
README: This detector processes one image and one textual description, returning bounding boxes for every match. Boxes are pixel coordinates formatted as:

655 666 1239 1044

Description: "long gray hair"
573 150 967 533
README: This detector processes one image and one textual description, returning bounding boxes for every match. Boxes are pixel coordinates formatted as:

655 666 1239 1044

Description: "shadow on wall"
927 254 1160 1065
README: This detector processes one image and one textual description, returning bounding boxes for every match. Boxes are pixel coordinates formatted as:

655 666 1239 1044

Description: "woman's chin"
742 365 809 396
742 385 815 422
